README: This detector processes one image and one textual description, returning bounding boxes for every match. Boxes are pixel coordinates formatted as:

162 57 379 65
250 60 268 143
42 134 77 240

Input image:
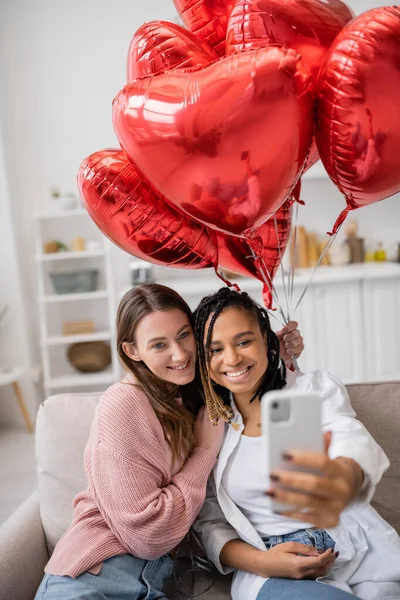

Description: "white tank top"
222 433 312 536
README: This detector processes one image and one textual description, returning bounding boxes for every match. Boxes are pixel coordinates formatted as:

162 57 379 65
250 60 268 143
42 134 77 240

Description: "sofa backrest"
35 382 400 553
35 392 102 553
346 381 400 534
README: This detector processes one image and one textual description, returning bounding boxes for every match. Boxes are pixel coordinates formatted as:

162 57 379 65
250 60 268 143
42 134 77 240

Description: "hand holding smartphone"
261 389 324 514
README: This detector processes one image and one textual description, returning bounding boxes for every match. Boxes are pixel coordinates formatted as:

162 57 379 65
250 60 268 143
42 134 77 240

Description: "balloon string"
248 232 300 370
273 214 290 322
278 197 300 371
248 246 286 327
289 201 299 316
259 256 287 325
216 269 241 292
268 306 288 329
293 225 341 313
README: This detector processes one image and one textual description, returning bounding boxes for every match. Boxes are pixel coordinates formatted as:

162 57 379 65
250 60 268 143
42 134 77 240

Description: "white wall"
0 0 398 421
0 128 38 426
0 0 179 316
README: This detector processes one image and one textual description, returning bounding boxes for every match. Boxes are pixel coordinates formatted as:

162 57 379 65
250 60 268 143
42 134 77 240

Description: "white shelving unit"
40 290 110 303
35 209 120 397
36 249 106 261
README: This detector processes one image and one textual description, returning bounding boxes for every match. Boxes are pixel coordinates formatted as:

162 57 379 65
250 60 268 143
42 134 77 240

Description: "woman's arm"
92 440 217 560
89 387 218 560
267 371 389 526
193 475 337 581
220 539 267 576
220 539 336 580
320 370 389 501
193 479 239 574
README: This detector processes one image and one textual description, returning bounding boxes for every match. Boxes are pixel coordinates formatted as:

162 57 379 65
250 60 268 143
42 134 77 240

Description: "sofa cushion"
35 392 102 553
347 382 400 534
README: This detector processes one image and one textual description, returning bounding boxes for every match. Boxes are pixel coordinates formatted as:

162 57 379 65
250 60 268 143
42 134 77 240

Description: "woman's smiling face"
123 308 197 385
206 306 269 400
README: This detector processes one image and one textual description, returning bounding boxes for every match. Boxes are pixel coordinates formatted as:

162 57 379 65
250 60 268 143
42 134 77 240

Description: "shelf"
46 369 115 390
35 209 88 219
37 250 105 261
43 331 112 346
39 290 109 303
36 209 118 396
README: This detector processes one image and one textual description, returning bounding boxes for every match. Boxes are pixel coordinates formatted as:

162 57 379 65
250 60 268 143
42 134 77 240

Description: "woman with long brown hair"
34 284 224 600
34 283 302 600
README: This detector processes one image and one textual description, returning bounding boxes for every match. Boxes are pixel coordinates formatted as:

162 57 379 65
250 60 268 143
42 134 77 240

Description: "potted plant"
50 186 78 211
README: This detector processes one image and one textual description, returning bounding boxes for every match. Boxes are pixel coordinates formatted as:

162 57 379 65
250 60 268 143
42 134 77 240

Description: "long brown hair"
117 283 201 464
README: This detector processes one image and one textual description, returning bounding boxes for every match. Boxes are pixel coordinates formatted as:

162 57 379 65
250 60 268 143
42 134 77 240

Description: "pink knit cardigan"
45 382 216 578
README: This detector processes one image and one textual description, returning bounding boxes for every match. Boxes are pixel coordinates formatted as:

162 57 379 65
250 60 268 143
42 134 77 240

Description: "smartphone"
261 389 324 513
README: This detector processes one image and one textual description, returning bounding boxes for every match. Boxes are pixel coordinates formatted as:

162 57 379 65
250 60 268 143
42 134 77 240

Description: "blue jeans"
257 528 357 599
34 553 173 600
263 527 336 553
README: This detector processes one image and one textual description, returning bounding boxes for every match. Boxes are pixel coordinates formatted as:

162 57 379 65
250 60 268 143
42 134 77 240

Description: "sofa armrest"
0 492 49 600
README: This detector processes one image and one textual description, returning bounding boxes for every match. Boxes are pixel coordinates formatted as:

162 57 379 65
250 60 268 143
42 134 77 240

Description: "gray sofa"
1 381 399 600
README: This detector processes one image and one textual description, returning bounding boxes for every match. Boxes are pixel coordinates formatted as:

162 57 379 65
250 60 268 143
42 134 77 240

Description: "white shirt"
194 370 400 600
222 434 313 536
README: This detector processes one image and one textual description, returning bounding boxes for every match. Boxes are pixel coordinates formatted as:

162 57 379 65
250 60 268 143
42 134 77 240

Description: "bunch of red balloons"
78 0 400 306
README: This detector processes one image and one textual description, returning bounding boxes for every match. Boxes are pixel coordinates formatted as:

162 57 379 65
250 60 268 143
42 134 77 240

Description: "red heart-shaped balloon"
126 19 291 300
113 47 313 236
226 0 353 172
226 0 353 81
217 198 292 306
316 6 400 233
78 149 218 270
173 0 235 56
127 20 217 81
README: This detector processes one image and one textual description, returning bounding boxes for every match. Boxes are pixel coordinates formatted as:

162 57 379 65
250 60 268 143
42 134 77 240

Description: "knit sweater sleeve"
89 384 216 560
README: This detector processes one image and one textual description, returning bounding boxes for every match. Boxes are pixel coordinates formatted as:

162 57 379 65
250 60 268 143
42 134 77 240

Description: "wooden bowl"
67 341 111 373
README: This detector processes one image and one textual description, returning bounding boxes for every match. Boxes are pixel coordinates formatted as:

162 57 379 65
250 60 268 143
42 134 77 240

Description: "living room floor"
0 427 37 524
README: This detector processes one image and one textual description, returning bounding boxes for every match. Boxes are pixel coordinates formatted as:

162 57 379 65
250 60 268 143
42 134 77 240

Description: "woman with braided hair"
194 287 287 427
193 287 400 600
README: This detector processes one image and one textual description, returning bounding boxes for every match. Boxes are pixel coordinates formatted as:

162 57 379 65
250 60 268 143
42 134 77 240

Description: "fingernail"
266 490 276 498
282 452 293 462
270 473 280 482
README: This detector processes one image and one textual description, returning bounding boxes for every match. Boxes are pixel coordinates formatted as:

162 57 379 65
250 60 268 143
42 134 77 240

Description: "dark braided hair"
194 287 286 424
